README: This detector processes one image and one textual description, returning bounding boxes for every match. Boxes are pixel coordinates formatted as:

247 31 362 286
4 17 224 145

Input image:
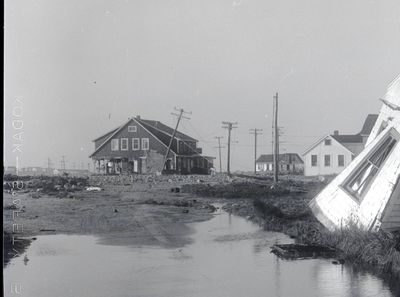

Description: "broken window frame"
341 128 399 203
142 138 149 151
121 138 128 151
111 139 119 151
132 138 140 151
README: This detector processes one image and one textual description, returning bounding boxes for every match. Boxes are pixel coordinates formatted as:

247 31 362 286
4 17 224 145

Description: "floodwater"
4 207 397 297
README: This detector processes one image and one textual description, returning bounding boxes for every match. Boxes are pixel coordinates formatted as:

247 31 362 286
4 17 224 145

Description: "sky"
4 0 400 172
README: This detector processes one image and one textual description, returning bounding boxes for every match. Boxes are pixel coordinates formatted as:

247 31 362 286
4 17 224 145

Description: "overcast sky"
4 0 400 171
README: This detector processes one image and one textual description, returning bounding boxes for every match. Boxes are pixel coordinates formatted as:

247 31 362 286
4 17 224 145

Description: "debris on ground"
3 175 90 197
271 243 337 260
86 186 103 192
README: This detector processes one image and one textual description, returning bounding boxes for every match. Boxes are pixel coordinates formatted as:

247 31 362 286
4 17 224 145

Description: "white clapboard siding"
309 75 400 232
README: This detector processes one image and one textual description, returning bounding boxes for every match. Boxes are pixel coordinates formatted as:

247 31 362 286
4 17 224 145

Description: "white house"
309 74 400 232
302 115 377 177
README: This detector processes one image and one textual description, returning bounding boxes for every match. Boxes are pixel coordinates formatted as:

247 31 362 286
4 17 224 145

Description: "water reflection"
4 208 396 297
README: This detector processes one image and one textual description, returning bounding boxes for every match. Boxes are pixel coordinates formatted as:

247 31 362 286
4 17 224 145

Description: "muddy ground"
4 173 400 284
3 173 320 265
3 175 231 265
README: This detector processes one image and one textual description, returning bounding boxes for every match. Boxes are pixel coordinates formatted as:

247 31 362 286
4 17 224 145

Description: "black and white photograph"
3 1 400 296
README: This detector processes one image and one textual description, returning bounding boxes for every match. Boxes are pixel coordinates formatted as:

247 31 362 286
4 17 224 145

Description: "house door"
133 160 138 173
140 158 147 173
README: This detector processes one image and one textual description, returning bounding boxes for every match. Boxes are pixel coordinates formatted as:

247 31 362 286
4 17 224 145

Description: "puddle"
3 208 397 297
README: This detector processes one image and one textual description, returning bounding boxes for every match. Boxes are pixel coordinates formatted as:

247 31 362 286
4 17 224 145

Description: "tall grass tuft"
317 224 400 276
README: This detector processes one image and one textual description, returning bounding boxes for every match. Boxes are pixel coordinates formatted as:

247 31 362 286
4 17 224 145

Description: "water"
4 208 396 297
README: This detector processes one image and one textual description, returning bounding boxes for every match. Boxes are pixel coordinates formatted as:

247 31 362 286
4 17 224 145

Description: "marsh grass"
317 225 400 276
253 198 400 277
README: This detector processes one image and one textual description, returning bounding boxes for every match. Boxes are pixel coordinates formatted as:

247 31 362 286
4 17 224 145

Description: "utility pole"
47 158 52 169
163 107 191 172
273 92 279 183
222 121 238 176
214 136 225 173
60 156 66 171
249 128 263 174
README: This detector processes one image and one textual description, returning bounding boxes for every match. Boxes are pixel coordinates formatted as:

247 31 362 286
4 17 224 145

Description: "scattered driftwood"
271 243 336 260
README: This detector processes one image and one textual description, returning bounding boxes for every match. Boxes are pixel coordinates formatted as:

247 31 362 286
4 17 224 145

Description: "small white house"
309 74 400 232
302 135 354 177
302 115 377 177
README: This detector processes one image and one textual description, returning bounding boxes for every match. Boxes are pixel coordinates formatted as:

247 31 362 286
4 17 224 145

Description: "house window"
121 138 128 151
128 126 137 133
111 139 119 151
311 155 318 167
343 133 397 201
338 155 345 167
142 138 149 150
132 138 140 150
325 139 332 146
324 155 331 167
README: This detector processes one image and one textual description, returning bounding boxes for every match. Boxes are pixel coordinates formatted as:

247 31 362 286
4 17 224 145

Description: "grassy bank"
251 197 400 278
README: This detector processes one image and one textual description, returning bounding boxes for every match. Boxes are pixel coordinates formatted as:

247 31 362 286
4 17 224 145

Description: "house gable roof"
89 118 134 157
256 153 304 164
331 134 363 143
137 119 198 142
302 135 353 156
90 117 200 158
92 127 119 142
303 114 378 156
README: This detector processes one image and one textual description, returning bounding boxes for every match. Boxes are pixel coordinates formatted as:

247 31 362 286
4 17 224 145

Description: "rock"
31 193 41 199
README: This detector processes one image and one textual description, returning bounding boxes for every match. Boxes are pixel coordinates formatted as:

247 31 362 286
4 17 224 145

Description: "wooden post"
273 92 279 183
250 128 263 174
222 121 238 176
214 136 224 173
162 107 191 173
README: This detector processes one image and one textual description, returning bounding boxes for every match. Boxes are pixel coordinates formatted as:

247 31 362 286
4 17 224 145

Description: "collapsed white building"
309 75 400 232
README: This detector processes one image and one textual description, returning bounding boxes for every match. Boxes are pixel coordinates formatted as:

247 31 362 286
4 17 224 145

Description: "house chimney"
334 130 339 135
135 115 141 120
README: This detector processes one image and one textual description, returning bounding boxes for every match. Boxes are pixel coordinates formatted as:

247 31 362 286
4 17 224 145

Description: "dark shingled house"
256 153 304 174
90 116 214 175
